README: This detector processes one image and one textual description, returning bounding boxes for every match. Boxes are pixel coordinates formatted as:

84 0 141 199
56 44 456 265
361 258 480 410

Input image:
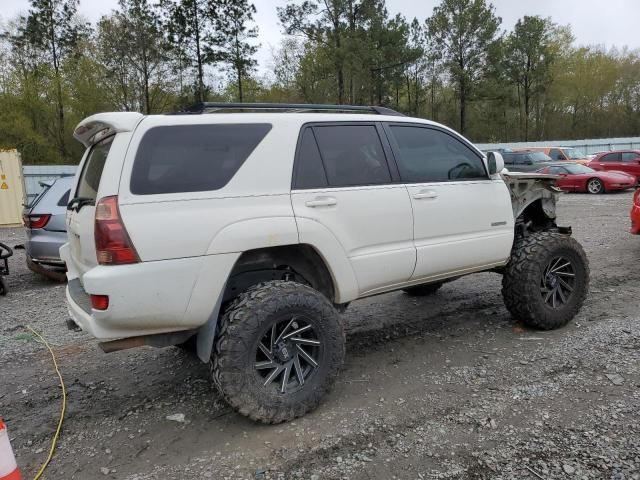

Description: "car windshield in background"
565 148 587 159
565 164 595 174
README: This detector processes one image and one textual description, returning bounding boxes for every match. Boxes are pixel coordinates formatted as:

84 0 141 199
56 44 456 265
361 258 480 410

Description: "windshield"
565 164 595 174
564 148 587 160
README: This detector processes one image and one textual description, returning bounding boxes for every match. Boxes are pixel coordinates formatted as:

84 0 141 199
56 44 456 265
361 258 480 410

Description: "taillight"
90 294 109 310
23 214 51 229
94 196 140 265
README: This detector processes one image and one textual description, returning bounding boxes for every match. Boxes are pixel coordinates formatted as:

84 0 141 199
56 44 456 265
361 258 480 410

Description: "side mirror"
485 152 505 175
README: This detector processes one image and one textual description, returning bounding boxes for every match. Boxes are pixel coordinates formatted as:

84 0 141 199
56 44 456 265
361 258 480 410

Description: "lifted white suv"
61 103 589 423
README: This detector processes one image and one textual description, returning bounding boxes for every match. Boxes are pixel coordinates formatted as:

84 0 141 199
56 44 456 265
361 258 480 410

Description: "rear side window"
57 189 71 207
549 149 564 160
389 126 487 182
76 136 114 200
601 153 620 162
621 152 639 162
313 125 391 187
130 124 272 195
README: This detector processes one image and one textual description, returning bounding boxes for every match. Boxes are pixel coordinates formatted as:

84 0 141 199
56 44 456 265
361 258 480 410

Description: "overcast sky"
3 0 639 73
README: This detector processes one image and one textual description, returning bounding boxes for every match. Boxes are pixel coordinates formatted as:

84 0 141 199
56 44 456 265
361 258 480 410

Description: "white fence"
476 137 640 155
23 165 76 203
19 135 640 201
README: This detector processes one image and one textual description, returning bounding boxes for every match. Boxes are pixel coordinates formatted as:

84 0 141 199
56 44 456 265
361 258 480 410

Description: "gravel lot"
1 191 639 480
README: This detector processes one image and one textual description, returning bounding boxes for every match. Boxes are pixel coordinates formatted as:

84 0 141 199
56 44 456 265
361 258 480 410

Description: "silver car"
23 176 73 280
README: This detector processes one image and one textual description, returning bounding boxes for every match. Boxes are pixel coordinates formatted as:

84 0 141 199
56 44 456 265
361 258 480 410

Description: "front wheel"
211 281 345 423
502 231 589 330
587 178 604 194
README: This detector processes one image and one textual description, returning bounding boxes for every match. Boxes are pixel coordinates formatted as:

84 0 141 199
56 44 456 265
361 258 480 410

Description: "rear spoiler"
73 112 144 148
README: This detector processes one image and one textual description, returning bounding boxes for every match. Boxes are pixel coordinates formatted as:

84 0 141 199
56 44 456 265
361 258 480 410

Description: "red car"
588 150 640 179
631 189 640 234
537 163 637 194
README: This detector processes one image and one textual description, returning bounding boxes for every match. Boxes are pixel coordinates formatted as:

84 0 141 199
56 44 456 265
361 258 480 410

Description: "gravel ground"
1 191 639 480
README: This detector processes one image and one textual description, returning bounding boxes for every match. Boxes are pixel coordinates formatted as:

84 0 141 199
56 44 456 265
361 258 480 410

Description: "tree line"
1 0 639 165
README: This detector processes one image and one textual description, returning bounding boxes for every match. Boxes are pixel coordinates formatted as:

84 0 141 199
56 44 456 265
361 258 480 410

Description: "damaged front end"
502 172 570 235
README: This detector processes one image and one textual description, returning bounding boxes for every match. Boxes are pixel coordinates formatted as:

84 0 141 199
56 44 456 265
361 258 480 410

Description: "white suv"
61 103 589 423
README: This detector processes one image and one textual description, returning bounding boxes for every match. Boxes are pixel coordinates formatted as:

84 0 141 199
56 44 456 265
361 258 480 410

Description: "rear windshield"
76 136 114 200
130 124 272 195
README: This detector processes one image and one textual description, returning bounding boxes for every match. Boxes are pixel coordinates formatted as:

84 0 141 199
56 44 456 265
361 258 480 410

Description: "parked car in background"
23 176 72 281
515 147 591 165
502 150 558 172
537 163 636 194
587 150 640 181
631 189 640 234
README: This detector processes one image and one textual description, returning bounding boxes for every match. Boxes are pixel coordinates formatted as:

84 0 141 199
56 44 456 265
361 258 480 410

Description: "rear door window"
130 124 272 195
76 136 114 200
311 125 391 187
601 153 620 162
293 128 328 189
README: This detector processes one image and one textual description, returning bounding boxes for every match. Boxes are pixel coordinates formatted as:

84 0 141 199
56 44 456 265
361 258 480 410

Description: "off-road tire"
403 282 443 296
211 280 345 423
502 231 589 330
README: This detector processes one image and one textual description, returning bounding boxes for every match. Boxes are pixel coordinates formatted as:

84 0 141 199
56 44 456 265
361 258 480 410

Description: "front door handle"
412 190 438 200
305 197 337 207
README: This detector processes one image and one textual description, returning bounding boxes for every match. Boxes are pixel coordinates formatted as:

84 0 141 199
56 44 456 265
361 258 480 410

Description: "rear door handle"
305 197 337 207
412 190 438 200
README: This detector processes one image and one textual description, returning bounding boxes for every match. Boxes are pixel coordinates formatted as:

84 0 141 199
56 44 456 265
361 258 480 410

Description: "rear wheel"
587 178 604 194
211 281 345 423
403 282 443 296
502 231 589 330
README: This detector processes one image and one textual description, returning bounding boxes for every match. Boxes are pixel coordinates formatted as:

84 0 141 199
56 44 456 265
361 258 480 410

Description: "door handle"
412 190 438 200
305 197 337 207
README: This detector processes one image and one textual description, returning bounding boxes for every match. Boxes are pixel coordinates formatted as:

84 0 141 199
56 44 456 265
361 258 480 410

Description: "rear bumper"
25 229 67 265
631 203 640 235
60 243 238 340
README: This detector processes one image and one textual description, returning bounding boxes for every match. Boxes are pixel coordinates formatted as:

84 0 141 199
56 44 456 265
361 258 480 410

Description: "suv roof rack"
171 102 405 117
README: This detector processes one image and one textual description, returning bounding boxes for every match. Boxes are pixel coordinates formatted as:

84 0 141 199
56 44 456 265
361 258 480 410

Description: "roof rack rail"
171 102 405 117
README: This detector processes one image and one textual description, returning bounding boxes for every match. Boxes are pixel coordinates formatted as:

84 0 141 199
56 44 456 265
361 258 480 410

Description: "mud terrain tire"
403 282 443 296
502 231 589 330
211 280 345 424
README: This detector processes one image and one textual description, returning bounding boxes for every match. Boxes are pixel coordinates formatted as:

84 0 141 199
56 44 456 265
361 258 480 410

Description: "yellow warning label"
0 182 8 190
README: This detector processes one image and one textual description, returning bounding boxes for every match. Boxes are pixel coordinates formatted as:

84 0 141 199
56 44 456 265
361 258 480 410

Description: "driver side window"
389 125 487 183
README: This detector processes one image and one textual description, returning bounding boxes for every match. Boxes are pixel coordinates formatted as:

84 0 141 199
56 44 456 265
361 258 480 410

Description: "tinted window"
548 166 568 174
549 149 564 160
312 125 391 187
390 126 487 182
515 154 532 165
76 136 114 200
621 152 639 162
58 189 71 207
601 153 620 162
502 153 515 165
131 124 272 195
294 129 328 189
